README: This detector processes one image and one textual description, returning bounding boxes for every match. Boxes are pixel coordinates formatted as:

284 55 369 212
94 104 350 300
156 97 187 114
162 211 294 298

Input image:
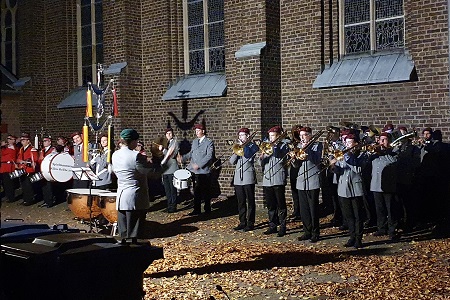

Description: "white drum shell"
173 169 192 190
41 153 74 182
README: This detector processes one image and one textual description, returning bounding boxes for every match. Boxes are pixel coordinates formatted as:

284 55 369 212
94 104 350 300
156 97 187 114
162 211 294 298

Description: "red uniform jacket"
17 145 38 174
0 145 19 173
38 146 56 164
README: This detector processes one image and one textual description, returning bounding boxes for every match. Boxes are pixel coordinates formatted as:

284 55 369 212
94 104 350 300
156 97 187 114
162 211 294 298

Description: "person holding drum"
71 131 89 188
17 133 41 206
38 136 57 208
229 128 259 232
1 134 19 203
90 134 113 190
112 128 156 243
178 123 215 216
160 128 179 213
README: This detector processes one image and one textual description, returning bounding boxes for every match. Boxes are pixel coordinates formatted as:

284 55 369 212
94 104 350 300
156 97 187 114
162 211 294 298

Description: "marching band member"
112 129 156 242
38 136 57 208
160 127 179 213
178 123 215 216
71 131 89 188
90 134 112 190
293 127 323 243
330 133 366 248
259 125 290 237
369 132 399 240
1 134 19 203
289 125 302 221
17 133 40 206
56 136 72 155
230 127 259 231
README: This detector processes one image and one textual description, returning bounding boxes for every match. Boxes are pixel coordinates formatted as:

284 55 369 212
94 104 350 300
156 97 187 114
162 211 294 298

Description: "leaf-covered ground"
2 196 450 299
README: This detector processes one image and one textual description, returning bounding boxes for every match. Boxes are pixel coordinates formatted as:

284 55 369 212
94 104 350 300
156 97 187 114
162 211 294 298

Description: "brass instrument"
390 131 417 147
231 131 259 156
340 121 359 130
292 130 325 161
259 131 288 156
367 125 381 137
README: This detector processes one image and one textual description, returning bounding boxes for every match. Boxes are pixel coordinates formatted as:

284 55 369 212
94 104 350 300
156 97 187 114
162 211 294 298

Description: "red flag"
113 88 119 117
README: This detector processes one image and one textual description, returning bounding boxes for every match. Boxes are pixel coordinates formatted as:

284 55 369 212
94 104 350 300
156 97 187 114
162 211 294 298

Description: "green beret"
120 129 140 141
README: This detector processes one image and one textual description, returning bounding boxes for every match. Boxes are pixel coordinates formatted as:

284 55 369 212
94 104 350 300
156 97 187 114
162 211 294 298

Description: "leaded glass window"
342 0 404 54
77 0 103 86
184 0 225 74
1 0 18 74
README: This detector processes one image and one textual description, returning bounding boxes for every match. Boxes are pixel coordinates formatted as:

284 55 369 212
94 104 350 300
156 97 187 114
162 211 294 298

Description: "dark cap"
422 127 433 134
398 126 407 131
193 124 205 130
165 127 174 134
383 123 394 132
299 127 312 133
20 133 31 140
345 133 357 141
7 134 17 139
268 126 282 134
42 136 52 141
238 128 250 135
120 129 140 141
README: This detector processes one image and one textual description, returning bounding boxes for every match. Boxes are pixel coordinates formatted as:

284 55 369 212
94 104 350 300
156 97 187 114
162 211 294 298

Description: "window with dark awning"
57 87 98 109
313 51 417 89
162 73 227 101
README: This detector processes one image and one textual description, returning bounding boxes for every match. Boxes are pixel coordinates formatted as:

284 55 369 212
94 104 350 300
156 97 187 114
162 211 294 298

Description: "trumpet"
390 131 417 147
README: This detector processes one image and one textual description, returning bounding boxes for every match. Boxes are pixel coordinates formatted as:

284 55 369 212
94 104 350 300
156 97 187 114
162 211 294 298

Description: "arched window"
1 0 18 74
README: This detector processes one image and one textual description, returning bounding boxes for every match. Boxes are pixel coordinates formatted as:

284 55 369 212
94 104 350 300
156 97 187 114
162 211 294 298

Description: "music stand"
72 167 101 232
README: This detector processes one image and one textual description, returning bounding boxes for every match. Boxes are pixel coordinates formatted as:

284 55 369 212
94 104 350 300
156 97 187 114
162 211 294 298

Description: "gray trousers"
117 210 147 239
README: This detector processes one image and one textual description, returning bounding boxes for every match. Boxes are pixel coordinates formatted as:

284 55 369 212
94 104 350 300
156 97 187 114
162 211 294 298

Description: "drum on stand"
41 152 74 182
173 169 192 190
97 192 118 224
66 188 103 220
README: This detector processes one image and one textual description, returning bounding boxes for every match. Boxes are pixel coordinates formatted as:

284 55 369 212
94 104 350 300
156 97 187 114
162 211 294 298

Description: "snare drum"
97 192 118 223
9 169 25 179
29 172 44 183
66 188 103 220
173 169 192 190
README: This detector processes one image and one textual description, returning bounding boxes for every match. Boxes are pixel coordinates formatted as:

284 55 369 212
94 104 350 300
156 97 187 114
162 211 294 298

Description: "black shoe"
298 234 312 241
344 239 355 247
243 225 254 232
373 231 387 237
277 228 286 237
389 233 400 241
188 210 201 216
234 224 246 231
167 208 177 213
291 216 302 221
354 240 363 249
38 203 52 208
263 228 277 235
310 236 319 243
22 201 35 206
338 225 348 231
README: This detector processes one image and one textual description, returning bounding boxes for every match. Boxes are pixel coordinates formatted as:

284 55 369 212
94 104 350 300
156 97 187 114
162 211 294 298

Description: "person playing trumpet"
292 126 323 243
229 128 259 232
259 125 290 237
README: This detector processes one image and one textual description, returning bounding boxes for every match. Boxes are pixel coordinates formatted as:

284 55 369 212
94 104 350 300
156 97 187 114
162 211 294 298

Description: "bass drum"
66 188 103 220
41 152 74 182
97 192 118 223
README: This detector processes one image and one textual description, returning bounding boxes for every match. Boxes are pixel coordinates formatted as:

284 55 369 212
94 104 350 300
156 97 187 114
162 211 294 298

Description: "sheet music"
72 167 100 181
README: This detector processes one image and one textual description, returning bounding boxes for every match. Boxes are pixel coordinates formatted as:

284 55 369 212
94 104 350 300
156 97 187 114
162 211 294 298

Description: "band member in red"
17 133 41 206
1 134 19 203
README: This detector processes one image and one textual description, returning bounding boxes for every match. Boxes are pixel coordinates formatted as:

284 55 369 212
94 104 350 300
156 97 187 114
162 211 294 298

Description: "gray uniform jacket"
333 153 365 198
90 148 112 187
73 143 87 179
161 139 180 175
370 152 397 192
112 147 154 211
182 136 214 175
292 142 323 190
259 141 289 187
229 142 259 186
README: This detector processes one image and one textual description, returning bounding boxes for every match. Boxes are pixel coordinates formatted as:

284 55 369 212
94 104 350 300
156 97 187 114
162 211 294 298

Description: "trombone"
259 131 288 156
211 131 259 169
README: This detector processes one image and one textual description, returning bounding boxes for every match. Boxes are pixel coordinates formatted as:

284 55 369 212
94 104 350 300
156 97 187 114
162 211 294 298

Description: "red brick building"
1 0 448 201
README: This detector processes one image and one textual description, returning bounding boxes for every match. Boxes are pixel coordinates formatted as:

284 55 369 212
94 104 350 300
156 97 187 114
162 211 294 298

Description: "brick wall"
8 0 449 207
